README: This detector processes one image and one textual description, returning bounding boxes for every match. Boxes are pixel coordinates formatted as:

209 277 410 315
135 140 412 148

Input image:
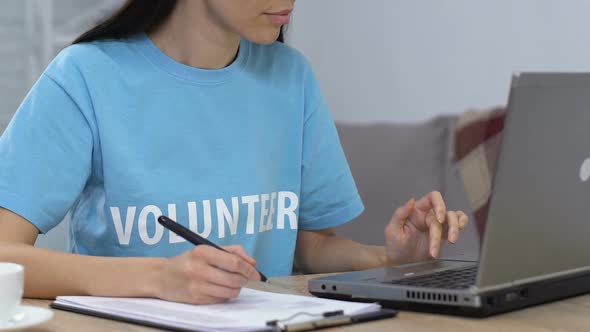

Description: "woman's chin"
245 29 283 45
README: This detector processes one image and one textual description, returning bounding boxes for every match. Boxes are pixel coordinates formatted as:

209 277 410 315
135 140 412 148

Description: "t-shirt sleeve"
298 65 364 230
0 57 93 234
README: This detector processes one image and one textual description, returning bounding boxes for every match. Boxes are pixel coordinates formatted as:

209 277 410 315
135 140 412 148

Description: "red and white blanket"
454 107 506 239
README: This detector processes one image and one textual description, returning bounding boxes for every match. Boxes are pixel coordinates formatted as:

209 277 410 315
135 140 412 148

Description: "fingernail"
450 232 457 243
437 212 445 223
431 247 438 258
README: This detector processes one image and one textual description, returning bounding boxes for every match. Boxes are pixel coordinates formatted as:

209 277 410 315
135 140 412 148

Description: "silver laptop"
309 73 590 317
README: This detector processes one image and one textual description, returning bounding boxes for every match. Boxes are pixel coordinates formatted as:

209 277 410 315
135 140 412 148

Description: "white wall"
288 0 590 123
6 1 590 125
0 0 121 131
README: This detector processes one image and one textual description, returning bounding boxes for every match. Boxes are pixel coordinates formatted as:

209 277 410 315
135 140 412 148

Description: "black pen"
157 215 268 282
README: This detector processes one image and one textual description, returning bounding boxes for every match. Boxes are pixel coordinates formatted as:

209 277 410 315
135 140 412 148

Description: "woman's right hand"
156 245 261 304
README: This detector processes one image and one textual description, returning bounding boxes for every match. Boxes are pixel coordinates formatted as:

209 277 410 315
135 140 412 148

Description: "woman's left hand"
384 191 469 265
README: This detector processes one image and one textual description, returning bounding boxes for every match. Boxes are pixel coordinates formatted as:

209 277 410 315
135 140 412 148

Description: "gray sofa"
335 118 479 260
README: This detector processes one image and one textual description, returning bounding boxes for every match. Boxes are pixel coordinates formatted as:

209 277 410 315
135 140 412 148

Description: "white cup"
0 263 24 322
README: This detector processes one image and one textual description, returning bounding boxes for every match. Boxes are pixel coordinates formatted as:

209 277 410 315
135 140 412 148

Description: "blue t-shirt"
0 34 363 277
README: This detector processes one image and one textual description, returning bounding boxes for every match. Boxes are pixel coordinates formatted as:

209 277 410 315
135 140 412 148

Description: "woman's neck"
149 0 240 70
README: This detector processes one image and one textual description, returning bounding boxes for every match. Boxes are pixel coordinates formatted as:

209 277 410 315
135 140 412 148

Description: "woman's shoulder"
46 38 139 79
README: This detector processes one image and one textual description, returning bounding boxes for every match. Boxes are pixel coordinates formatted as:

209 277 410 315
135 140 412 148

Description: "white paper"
55 288 381 332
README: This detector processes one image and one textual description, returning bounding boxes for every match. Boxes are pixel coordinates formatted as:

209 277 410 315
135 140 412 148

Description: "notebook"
51 288 395 332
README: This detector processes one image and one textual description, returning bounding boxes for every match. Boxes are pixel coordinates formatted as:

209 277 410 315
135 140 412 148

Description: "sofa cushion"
334 116 479 260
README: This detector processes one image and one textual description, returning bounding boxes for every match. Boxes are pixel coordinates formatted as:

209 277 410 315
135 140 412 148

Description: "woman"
0 0 468 304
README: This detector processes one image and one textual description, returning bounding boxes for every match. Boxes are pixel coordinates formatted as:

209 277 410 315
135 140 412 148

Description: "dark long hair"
73 0 284 44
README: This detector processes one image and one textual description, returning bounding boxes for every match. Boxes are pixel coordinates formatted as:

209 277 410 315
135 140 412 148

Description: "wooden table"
23 274 590 332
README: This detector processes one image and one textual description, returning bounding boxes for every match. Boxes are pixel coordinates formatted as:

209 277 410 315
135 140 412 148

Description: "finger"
427 211 443 258
200 282 242 300
389 198 415 231
415 191 447 224
446 211 460 243
204 248 260 281
457 211 469 229
223 245 257 266
201 264 248 289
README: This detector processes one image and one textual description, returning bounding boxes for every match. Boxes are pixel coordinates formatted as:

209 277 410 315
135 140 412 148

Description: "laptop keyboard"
387 265 478 289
